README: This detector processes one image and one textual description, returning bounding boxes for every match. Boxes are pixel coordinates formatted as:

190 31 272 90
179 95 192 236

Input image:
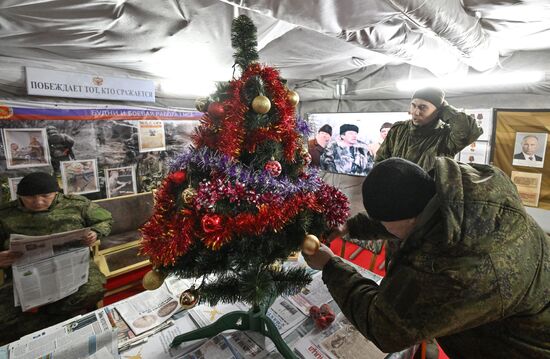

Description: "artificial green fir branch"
231 15 259 71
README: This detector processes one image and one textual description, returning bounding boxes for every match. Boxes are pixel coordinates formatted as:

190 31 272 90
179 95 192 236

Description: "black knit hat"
340 124 359 135
412 87 445 108
318 124 332 136
362 158 435 221
380 122 392 132
17 172 60 196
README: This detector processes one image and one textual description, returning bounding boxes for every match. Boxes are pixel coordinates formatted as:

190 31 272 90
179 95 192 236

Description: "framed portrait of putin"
493 109 550 210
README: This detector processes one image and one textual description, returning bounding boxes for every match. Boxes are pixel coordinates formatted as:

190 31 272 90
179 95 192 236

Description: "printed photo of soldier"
60 159 99 195
46 125 75 172
2 128 51 169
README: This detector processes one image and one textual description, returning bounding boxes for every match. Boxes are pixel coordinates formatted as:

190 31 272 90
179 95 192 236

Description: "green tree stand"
171 303 298 359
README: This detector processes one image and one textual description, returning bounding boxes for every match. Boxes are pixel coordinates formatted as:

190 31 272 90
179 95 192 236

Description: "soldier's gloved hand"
324 223 348 244
0 250 23 268
82 230 98 247
303 244 335 271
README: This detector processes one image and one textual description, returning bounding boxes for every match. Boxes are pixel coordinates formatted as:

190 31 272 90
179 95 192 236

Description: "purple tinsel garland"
170 147 322 197
295 116 311 137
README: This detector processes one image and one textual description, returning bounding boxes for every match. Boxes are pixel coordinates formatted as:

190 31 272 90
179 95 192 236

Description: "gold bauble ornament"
195 97 208 112
181 187 197 205
287 90 300 107
179 286 199 309
252 95 271 114
301 234 320 256
142 269 167 290
268 260 283 272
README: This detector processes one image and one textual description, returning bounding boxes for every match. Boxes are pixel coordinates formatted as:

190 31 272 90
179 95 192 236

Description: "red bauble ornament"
169 170 186 184
264 160 282 177
208 102 225 119
201 214 223 233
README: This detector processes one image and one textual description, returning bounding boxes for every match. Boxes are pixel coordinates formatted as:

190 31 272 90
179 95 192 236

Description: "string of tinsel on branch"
192 64 303 161
140 172 349 267
170 147 322 196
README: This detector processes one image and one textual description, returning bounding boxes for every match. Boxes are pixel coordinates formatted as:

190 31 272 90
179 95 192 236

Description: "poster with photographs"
464 108 493 142
138 120 166 152
511 132 547 168
459 141 490 164
8 177 23 200
2 128 51 169
60 159 99 195
105 166 137 198
511 171 542 207
307 112 408 176
0 105 201 200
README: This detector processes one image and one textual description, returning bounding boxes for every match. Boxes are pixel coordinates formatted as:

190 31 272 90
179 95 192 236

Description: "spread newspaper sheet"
9 228 91 311
8 309 118 359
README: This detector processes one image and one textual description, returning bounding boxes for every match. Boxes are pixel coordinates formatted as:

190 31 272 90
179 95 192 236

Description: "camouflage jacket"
323 158 550 358
376 105 483 171
0 193 112 251
321 141 374 175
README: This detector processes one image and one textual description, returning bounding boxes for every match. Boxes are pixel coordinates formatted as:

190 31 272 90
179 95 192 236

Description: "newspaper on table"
287 271 332 316
266 297 307 336
289 256 383 316
9 228 91 311
104 305 137 345
226 331 269 359
163 274 196 299
120 311 205 359
242 299 335 355
116 280 181 335
8 309 118 359
87 346 117 359
319 314 385 359
180 334 238 359
188 301 249 328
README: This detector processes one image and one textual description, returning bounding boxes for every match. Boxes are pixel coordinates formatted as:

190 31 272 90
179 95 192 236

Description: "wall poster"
493 109 550 210
0 104 201 203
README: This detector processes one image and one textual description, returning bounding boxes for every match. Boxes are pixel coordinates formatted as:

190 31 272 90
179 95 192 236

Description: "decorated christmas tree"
139 15 349 358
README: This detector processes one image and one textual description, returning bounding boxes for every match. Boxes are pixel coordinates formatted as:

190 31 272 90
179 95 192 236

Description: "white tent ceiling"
1 0 550 103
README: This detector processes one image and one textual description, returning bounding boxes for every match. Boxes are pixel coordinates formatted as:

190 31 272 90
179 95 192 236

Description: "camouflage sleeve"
320 143 337 172
83 201 113 238
347 212 390 241
322 255 503 353
374 127 394 163
439 105 483 155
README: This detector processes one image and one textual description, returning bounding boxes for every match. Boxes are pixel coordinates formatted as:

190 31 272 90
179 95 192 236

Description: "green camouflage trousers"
0 260 105 346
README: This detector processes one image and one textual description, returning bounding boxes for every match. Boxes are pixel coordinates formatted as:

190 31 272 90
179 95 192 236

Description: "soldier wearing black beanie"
411 87 445 109
362 158 435 221
17 172 60 196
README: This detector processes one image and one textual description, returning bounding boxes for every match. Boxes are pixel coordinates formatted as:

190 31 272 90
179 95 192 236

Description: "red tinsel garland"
140 172 349 267
191 63 300 161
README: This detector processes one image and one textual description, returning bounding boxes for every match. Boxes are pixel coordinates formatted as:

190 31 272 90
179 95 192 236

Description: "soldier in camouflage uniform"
306 158 550 358
376 87 483 171
46 126 75 172
0 172 112 345
321 124 374 175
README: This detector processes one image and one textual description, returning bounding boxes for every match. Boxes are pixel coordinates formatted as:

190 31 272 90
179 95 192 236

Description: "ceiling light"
396 71 545 91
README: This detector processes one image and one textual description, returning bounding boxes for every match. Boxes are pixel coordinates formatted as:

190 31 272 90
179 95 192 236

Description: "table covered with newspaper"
2 256 419 359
